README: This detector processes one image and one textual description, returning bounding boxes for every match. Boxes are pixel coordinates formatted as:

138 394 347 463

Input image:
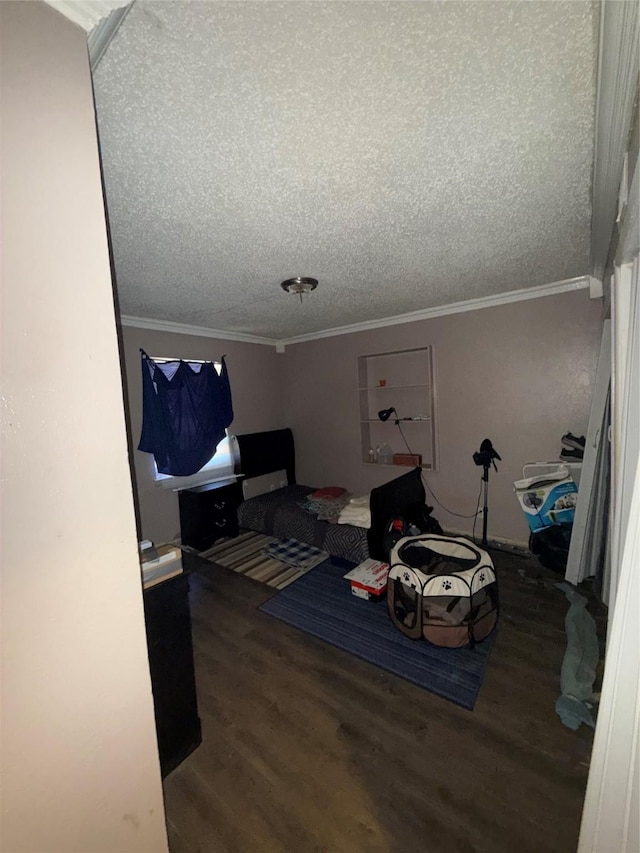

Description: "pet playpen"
387 534 498 648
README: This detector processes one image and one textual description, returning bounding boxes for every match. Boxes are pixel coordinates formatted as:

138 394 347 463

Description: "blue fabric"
260 557 496 710
138 351 233 476
554 583 598 730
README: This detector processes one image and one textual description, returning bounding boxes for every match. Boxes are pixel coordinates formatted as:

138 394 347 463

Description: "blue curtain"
138 351 234 477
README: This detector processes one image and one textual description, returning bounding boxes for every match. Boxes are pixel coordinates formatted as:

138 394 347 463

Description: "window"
149 358 238 490
153 432 238 490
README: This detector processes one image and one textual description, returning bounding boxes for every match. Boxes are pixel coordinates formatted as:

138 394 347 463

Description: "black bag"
403 503 443 536
382 504 443 559
529 523 572 573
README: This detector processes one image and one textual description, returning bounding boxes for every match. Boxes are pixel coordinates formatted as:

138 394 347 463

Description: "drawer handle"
214 501 226 510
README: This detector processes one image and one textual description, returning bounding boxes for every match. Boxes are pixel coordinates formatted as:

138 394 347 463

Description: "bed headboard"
367 466 425 560
235 428 296 486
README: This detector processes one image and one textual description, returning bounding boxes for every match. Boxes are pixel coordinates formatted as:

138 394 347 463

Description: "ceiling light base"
280 277 318 302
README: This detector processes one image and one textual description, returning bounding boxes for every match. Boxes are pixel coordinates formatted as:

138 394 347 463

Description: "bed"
235 428 426 563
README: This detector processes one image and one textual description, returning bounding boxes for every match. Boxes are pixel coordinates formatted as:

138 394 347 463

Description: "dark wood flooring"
164 549 602 853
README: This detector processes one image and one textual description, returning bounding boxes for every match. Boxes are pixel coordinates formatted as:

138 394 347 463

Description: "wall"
283 289 603 546
120 326 284 543
0 3 167 851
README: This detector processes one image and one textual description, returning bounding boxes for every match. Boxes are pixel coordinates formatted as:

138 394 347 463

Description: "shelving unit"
357 346 436 470
143 573 201 777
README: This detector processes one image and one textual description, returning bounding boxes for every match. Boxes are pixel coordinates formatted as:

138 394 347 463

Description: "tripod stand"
473 438 501 548
479 462 491 547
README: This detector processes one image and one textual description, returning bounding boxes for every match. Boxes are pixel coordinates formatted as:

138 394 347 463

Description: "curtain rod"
150 356 209 364
140 350 226 364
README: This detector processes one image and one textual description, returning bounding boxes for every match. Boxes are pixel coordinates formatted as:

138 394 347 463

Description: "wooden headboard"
235 428 296 486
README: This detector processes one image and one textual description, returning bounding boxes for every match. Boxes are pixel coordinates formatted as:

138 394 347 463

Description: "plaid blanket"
263 538 329 571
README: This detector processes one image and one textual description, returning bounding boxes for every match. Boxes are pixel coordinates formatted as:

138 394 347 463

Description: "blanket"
262 538 329 571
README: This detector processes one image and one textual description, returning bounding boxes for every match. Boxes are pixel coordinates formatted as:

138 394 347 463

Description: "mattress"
237 485 370 564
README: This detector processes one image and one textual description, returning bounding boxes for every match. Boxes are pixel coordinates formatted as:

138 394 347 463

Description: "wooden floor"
164 549 602 853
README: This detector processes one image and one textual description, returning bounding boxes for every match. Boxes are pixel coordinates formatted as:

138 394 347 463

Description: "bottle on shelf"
375 445 381 463
368 447 375 463
378 443 393 465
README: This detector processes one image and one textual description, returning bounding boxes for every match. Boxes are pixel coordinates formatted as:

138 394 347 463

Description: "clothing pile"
337 495 372 529
298 486 351 522
560 431 585 461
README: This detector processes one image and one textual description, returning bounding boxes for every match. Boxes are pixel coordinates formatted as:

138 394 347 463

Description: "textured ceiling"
93 0 598 341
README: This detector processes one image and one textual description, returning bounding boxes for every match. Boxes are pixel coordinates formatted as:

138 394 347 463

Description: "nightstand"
178 478 242 551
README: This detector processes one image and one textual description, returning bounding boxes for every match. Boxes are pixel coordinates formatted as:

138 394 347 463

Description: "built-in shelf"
362 461 434 470
358 383 430 391
360 418 431 423
357 346 437 470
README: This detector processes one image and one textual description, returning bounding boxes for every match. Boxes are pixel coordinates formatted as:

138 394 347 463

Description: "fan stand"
480 462 490 548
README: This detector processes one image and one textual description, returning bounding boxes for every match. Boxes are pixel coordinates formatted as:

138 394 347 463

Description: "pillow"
311 486 347 499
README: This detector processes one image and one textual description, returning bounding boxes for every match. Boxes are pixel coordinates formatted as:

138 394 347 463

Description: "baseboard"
485 540 531 558
444 527 531 558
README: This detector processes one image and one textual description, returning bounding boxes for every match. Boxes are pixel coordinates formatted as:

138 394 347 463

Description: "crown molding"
118 315 276 347
89 3 133 70
278 276 593 348
120 276 594 350
589 276 604 300
44 1 131 32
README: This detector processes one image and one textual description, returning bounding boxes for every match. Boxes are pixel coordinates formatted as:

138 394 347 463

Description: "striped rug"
199 531 327 589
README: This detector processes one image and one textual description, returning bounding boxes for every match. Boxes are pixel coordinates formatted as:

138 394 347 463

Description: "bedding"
310 486 348 499
237 484 370 563
235 429 428 564
299 492 351 521
337 495 372 528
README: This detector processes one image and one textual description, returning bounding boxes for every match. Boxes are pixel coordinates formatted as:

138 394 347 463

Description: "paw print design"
479 572 485 582
442 580 452 591
403 571 411 583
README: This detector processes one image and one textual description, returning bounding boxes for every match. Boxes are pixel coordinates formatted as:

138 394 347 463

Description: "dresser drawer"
209 494 234 517
210 513 237 539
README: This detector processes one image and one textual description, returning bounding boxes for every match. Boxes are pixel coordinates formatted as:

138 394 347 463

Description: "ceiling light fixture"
280 276 318 303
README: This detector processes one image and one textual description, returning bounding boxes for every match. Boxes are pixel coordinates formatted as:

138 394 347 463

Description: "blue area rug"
259 557 497 710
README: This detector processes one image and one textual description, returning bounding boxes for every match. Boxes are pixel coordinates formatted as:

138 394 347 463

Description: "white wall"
0 3 168 851
284 289 603 546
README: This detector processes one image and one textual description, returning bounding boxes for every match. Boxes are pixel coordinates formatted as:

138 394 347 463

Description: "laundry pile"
560 431 585 461
337 495 372 529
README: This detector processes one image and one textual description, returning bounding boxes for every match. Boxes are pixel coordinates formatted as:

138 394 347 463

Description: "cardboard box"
141 543 183 589
513 469 578 533
343 558 389 601
393 453 422 466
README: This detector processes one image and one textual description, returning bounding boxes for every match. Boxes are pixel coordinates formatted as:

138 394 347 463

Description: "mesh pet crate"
387 534 498 648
